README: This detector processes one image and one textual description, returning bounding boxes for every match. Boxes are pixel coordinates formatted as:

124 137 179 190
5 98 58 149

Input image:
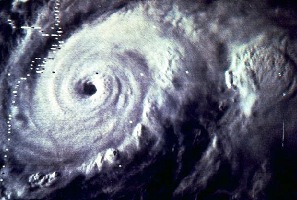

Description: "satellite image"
0 0 297 199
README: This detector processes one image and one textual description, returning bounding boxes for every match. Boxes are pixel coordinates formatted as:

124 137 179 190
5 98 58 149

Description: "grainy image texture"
1 0 297 199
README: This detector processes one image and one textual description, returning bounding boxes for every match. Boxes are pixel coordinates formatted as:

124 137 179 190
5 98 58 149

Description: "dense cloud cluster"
0 0 297 199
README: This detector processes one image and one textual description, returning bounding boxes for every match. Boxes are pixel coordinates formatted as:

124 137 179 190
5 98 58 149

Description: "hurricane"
1 0 297 199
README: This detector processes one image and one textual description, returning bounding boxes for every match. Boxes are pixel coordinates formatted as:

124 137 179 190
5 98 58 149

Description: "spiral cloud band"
24 5 192 158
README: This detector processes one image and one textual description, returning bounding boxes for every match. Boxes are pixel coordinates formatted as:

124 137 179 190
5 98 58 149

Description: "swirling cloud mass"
1 0 297 199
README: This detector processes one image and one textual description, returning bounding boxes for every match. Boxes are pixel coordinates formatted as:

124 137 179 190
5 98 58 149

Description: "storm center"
83 82 97 96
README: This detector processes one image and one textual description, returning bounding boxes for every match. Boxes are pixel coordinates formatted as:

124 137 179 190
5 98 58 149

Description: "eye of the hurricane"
76 80 99 97
83 82 97 96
